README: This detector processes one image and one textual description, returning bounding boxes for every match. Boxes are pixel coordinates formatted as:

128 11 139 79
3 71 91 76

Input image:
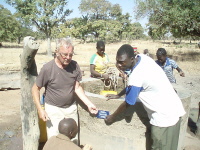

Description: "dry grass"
178 61 200 75
0 40 199 74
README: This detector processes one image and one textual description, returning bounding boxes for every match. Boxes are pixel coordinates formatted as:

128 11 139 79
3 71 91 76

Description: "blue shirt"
155 57 178 83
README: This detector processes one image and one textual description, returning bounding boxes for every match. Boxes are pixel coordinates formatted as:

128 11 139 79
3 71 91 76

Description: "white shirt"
126 54 185 127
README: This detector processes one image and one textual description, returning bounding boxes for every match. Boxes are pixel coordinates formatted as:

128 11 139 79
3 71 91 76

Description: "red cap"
132 46 137 52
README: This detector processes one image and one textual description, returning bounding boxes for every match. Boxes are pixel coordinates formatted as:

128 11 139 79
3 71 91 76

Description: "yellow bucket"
100 90 117 96
39 105 47 143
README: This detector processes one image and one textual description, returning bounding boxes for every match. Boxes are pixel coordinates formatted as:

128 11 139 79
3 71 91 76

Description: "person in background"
155 48 185 83
32 38 98 144
105 44 185 150
198 42 200 49
143 49 149 56
43 118 92 150
90 41 109 80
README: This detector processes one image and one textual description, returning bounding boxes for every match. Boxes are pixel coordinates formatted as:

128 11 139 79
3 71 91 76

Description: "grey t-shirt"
36 59 82 108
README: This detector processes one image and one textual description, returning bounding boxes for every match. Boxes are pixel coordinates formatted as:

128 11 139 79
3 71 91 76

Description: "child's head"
58 118 78 139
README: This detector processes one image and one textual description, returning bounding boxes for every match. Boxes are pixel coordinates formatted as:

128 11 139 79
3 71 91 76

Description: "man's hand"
179 71 185 77
102 73 109 80
38 109 50 122
119 71 128 80
82 144 93 150
106 94 120 101
104 114 115 125
87 103 98 115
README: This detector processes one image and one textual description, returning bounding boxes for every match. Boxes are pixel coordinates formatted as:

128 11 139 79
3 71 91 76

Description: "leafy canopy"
6 0 72 38
135 0 200 39
0 5 34 43
61 0 145 42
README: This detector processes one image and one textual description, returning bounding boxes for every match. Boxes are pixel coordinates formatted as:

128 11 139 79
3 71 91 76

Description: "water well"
78 77 191 150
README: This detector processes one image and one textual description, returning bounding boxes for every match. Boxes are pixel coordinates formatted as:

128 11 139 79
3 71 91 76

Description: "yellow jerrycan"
39 94 47 143
100 90 117 96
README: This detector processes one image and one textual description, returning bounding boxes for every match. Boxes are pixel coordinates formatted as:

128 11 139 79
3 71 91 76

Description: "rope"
104 67 118 91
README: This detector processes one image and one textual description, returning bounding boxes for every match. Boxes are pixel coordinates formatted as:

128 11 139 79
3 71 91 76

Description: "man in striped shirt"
155 48 185 83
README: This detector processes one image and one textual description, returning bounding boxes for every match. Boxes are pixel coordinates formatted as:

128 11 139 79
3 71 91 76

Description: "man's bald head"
58 118 78 139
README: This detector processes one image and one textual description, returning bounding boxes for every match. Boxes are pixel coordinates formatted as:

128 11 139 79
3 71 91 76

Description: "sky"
0 0 148 28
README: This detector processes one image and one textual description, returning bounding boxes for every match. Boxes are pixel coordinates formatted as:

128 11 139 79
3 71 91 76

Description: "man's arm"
171 59 185 77
104 101 130 125
82 144 93 150
90 64 109 80
75 81 98 115
176 67 185 77
106 88 126 100
90 64 101 77
32 83 50 121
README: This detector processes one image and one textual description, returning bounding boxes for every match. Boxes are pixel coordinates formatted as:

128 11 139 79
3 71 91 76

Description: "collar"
131 55 141 72
165 57 170 66
96 52 105 57
56 134 71 141
156 57 170 67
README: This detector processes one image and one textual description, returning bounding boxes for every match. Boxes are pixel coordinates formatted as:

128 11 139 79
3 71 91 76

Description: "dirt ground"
0 40 200 150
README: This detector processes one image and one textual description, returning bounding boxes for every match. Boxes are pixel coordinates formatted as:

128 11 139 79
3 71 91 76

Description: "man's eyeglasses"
59 53 73 58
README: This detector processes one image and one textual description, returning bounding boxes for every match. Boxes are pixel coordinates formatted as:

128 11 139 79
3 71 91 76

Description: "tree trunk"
20 36 40 150
18 37 21 44
47 37 52 56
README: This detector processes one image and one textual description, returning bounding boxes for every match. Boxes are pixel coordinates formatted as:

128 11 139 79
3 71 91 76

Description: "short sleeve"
36 65 49 88
90 54 96 65
169 59 178 69
76 63 82 82
125 85 143 105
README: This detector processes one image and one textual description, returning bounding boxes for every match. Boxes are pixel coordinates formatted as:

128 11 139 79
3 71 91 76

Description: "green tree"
88 20 107 39
134 0 200 40
109 4 122 20
78 0 134 41
56 0 144 42
64 17 90 43
116 13 132 40
14 13 35 44
6 0 72 56
79 0 111 20
128 22 145 40
0 5 35 44
147 26 167 41
0 5 19 42
63 18 107 42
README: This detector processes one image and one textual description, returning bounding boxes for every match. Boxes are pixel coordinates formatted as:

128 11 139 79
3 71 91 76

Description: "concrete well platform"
78 78 191 150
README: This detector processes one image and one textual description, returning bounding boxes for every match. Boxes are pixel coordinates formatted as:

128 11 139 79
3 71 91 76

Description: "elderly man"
32 38 98 144
105 44 185 150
